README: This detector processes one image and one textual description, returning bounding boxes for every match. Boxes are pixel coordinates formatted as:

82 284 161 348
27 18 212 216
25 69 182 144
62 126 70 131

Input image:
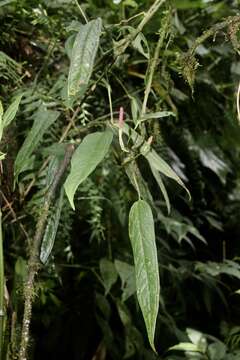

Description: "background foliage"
0 0 240 359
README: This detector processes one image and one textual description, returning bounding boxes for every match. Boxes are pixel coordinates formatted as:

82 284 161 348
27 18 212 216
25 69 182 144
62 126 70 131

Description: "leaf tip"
64 184 75 210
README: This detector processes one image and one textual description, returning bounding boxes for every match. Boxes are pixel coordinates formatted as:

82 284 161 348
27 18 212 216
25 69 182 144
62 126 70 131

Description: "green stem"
118 0 167 55
141 11 171 117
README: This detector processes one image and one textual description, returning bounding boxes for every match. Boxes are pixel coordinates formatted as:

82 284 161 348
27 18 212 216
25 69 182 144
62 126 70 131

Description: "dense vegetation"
0 0 240 359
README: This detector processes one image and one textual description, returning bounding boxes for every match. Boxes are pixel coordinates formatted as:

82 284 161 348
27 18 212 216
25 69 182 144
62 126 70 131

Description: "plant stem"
187 15 240 56
18 144 74 360
118 0 166 55
141 11 171 117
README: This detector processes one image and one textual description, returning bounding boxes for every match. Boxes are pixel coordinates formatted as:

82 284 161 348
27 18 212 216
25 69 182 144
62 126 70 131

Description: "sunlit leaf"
64 130 113 209
129 199 160 351
169 342 200 352
68 18 102 97
186 328 207 352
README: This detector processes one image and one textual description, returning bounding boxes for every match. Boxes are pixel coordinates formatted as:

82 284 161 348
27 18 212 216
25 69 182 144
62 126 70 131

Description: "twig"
58 106 81 143
141 12 171 117
0 191 29 242
74 0 88 23
18 144 75 360
187 15 240 57
116 0 166 55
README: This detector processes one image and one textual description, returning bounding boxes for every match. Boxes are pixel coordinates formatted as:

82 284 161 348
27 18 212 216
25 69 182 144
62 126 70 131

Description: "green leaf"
115 122 190 200
128 200 160 351
40 189 64 264
186 328 207 352
114 260 136 301
208 342 227 360
0 0 15 6
135 111 175 128
99 258 118 295
68 18 102 97
144 148 190 199
14 106 59 180
150 165 170 214
132 32 149 59
172 0 206 9
169 342 200 352
3 94 22 128
195 260 240 279
125 161 153 204
64 130 113 209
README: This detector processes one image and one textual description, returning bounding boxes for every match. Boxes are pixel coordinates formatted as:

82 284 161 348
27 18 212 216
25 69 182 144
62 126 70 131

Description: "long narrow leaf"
68 18 102 97
113 122 190 201
3 94 22 128
40 189 64 264
150 165 170 214
144 149 190 198
14 106 59 180
129 200 160 351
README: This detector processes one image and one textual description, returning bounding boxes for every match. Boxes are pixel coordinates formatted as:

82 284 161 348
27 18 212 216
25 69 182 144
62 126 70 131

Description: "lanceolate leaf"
144 148 190 199
116 122 190 200
14 106 59 180
3 94 22 128
129 199 160 351
150 165 170 214
64 130 113 210
68 18 102 97
40 188 64 264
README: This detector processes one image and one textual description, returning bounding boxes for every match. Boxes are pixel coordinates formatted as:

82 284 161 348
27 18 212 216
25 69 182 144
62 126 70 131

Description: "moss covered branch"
18 144 74 360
